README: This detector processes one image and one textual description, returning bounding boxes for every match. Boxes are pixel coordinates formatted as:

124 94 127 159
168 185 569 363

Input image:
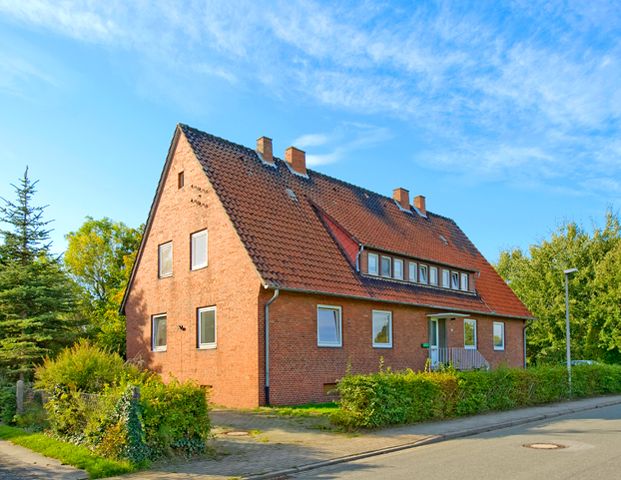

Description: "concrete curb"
245 397 621 479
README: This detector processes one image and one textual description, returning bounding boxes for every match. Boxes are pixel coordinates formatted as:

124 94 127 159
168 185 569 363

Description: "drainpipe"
523 321 528 368
355 244 364 272
264 288 280 406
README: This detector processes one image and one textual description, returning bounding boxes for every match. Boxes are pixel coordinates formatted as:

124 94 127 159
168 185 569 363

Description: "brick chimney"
392 188 410 210
285 146 307 175
414 195 426 216
256 136 273 164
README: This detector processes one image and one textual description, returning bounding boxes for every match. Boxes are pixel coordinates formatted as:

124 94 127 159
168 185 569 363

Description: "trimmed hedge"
333 364 621 429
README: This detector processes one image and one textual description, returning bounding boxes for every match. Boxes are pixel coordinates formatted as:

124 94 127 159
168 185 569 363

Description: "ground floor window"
198 306 217 349
152 314 167 351
493 321 505 350
317 305 342 347
464 318 477 349
372 310 392 348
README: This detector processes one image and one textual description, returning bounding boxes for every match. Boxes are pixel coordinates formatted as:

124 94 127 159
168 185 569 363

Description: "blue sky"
1 1 620 262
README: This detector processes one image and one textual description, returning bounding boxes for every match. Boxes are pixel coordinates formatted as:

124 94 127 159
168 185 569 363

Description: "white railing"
430 348 490 371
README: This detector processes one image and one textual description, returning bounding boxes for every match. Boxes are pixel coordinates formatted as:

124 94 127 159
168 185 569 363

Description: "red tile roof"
181 124 532 320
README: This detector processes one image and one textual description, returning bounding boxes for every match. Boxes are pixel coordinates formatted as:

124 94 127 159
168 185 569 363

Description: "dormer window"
408 262 417 282
393 259 404 280
430 266 438 286
461 273 469 291
451 271 460 290
368 253 379 276
442 269 450 288
381 256 391 278
419 265 428 284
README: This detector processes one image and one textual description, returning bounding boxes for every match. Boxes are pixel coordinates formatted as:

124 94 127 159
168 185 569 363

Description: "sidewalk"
0 440 87 480
115 395 621 480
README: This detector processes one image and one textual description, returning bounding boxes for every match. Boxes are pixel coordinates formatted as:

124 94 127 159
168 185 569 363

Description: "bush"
0 383 16 424
334 364 621 429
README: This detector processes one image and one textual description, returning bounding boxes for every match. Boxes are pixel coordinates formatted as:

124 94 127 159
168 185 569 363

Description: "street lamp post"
564 268 578 396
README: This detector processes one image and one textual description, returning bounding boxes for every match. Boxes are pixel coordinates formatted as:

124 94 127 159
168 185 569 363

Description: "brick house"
122 124 533 408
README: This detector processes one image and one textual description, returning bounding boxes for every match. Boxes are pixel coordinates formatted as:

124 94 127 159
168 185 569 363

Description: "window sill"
494 347 505 351
373 344 393 349
158 274 173 279
191 264 208 271
317 343 342 348
464 346 477 350
153 347 167 352
198 344 217 350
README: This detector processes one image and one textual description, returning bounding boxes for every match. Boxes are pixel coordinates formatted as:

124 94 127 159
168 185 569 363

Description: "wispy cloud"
1 0 620 195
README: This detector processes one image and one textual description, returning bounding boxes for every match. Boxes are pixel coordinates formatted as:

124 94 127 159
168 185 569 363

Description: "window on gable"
381 256 391 278
393 259 404 280
419 265 428 284
442 269 450 288
152 314 167 351
158 242 173 278
191 230 208 270
178 171 185 189
198 306 216 349
451 271 460 290
461 273 469 291
408 262 417 282
372 310 392 348
430 266 438 286
317 305 342 347
368 253 379 276
464 319 477 349
493 322 505 350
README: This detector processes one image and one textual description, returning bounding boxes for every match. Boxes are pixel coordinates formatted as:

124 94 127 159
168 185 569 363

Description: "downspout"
355 244 364 272
523 321 528 368
264 288 280 406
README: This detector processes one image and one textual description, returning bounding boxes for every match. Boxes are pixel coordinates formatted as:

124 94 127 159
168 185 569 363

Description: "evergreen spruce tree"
0 168 76 380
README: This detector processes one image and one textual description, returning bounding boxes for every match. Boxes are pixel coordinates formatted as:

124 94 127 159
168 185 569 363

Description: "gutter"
523 321 529 368
264 288 280 406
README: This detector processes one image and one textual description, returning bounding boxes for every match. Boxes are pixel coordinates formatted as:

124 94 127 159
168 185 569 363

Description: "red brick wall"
265 291 525 405
125 133 264 408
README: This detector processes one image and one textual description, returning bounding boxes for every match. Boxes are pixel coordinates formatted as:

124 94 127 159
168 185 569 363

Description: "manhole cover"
226 431 250 436
523 443 566 450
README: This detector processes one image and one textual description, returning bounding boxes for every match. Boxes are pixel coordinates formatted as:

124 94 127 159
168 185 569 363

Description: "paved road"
294 403 621 480
0 441 86 480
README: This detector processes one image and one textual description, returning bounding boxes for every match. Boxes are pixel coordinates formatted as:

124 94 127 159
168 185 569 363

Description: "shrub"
334 364 621 429
0 383 16 424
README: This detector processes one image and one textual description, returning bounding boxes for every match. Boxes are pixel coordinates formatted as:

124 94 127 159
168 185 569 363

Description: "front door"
429 318 439 368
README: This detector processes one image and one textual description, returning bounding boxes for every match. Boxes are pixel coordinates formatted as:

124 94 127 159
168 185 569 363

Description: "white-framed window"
419 265 428 284
429 266 438 286
152 314 167 351
372 310 392 348
461 273 469 291
381 256 391 278
191 230 208 270
442 269 450 288
493 322 505 350
317 305 342 347
158 242 173 278
451 271 460 290
197 306 216 349
393 259 404 280
408 262 417 282
368 253 379 276
464 319 477 349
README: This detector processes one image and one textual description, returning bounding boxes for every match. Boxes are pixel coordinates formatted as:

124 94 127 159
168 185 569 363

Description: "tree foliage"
0 169 77 379
65 217 141 356
496 211 621 365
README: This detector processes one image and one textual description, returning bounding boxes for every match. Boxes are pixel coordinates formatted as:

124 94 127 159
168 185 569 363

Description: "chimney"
256 136 273 164
392 187 410 210
414 195 426 216
285 146 307 175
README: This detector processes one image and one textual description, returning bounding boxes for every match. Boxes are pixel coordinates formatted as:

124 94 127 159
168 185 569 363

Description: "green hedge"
333 364 621 429
35 341 210 462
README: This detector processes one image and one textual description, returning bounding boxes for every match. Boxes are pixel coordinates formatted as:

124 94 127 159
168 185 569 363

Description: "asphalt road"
294 403 621 480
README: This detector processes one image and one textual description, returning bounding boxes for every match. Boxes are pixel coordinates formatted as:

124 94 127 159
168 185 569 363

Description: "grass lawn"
0 425 138 479
255 402 339 418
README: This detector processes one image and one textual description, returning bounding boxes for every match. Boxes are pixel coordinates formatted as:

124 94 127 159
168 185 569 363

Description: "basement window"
381 256 391 278
152 314 167 352
317 305 342 347
368 253 379 276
